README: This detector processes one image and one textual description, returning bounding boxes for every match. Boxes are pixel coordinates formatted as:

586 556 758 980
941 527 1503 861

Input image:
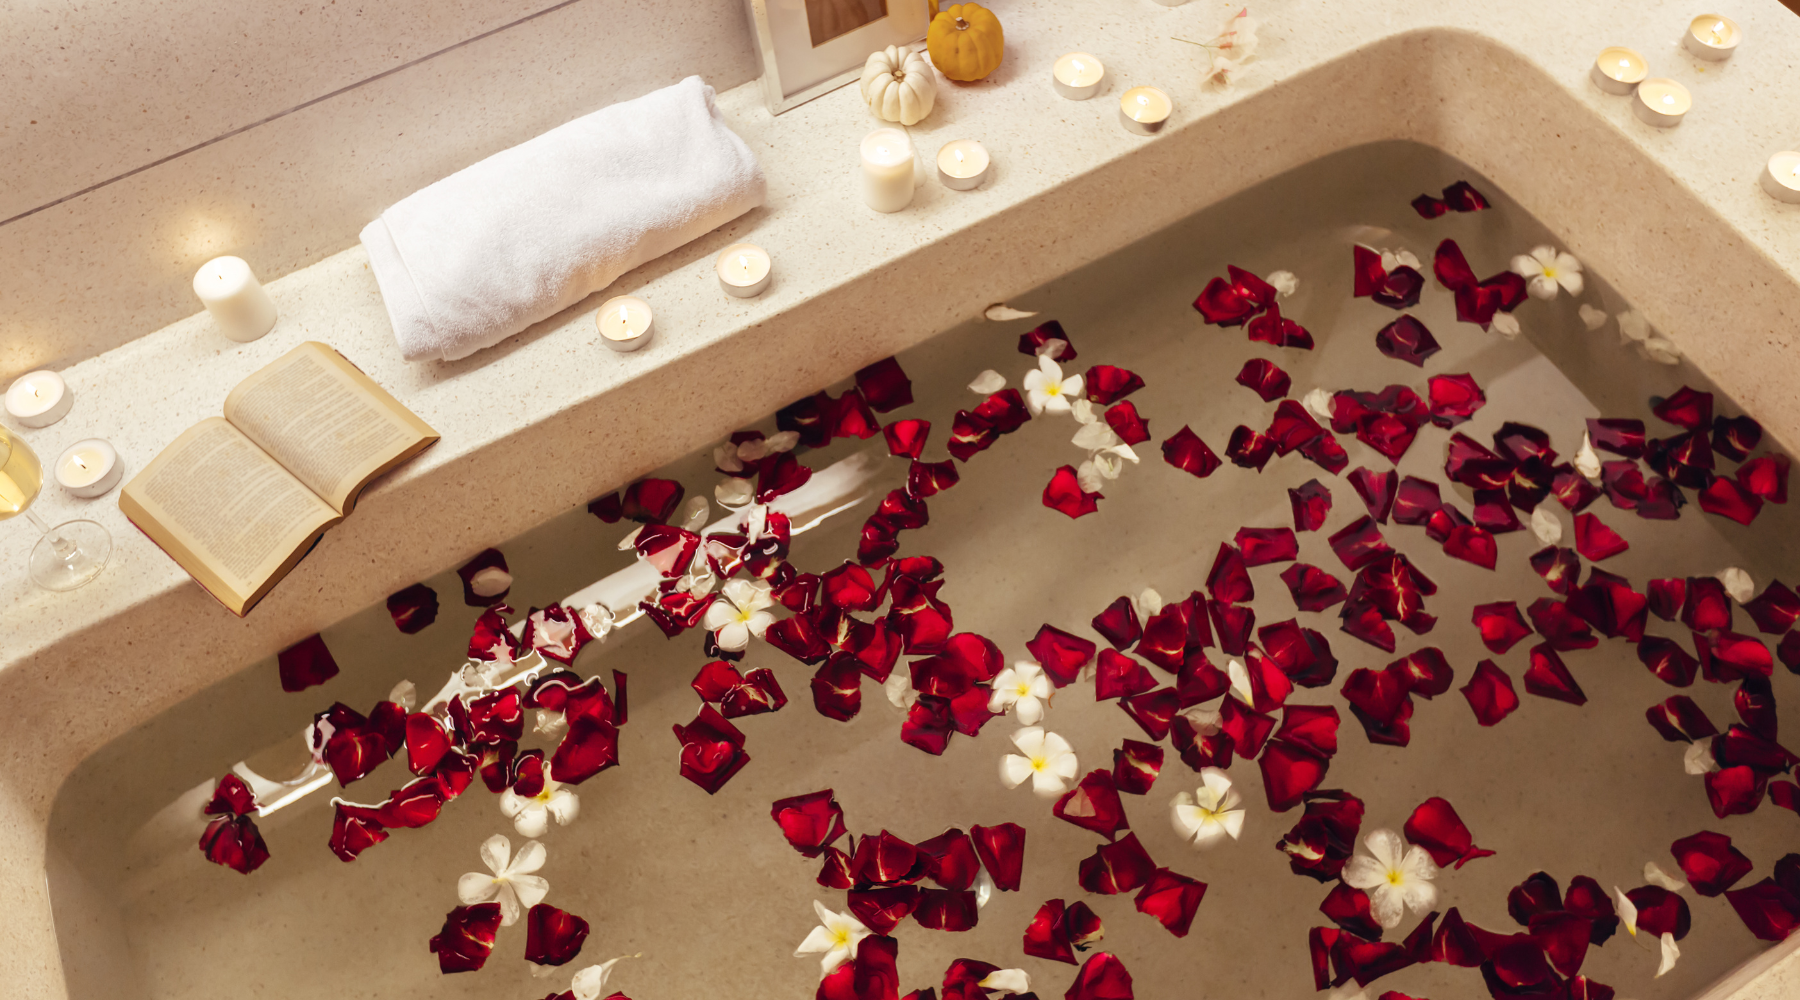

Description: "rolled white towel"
362 76 766 362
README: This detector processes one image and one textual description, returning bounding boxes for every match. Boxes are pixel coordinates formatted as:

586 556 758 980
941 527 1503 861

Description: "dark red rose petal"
1235 359 1291 402
1096 649 1157 701
1207 600 1256 657
1737 454 1791 503
1226 425 1276 471
1268 400 1326 456
278 633 339 693
1205 544 1254 605
671 705 748 794
1043 465 1102 518
1329 517 1393 572
1743 580 1800 634
1375 315 1441 367
1347 468 1398 524
1646 695 1717 743
1113 740 1164 795
429 903 503 974
1442 525 1498 570
1019 319 1078 360
1441 180 1491 211
1626 885 1692 940
1134 867 1206 937
1527 598 1597 651
1247 301 1316 349
1700 476 1765 525
1092 597 1142 651
1260 619 1339 687
1100 399 1150 446
1705 765 1770 818
855 357 913 412
456 548 513 607
1652 386 1713 430
1725 878 1800 941
205 773 259 817
1066 952 1134 1000
1236 526 1299 566
199 813 270 874
1523 643 1586 705
1119 687 1179 741
971 822 1025 891
1461 659 1520 726
1023 898 1079 965
1406 797 1494 869
1054 769 1130 840
386 583 440 634
524 903 590 966
1300 431 1350 473
1078 833 1156 895
811 654 865 721
882 418 930 459
1026 624 1097 688
587 492 622 522
1471 602 1532 654
621 478 685 524
1260 739 1330 811
1084 364 1145 405
328 802 387 862
1290 479 1333 532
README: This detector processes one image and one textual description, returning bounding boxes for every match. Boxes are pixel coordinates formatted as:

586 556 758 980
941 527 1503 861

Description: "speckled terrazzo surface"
3 1 1800 996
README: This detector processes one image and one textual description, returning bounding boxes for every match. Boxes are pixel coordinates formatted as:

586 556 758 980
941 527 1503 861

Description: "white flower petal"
1266 270 1298 297
1579 304 1608 331
1364 828 1407 872
1644 861 1687 891
480 834 512 875
1613 886 1638 936
1491 311 1521 339
1015 695 1045 727
715 621 750 651
701 601 738 631
547 788 580 825
1530 506 1563 546
1656 931 1680 977
511 873 550 911
1076 460 1105 495
1716 567 1754 604
1367 884 1406 929
970 369 1007 394
1527 274 1559 300
1000 753 1035 789
1575 433 1602 480
1220 808 1246 840
495 882 523 926
1341 854 1387 890
1685 740 1719 775
1010 726 1047 756
1400 877 1440 916
1030 767 1072 797
1510 254 1546 279
984 304 1038 322
1302 387 1335 422
884 669 917 709
458 872 499 905
1137 588 1164 616
512 804 550 839
509 839 548 875
980 969 1031 994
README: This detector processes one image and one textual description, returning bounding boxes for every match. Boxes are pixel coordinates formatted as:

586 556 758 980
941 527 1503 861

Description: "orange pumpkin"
926 3 1004 82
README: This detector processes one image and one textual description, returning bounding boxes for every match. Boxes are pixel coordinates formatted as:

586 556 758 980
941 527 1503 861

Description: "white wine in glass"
0 424 111 590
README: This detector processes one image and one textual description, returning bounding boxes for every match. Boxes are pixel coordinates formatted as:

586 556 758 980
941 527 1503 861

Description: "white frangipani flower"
1574 433 1603 481
1716 567 1755 604
795 901 871 977
1530 506 1563 546
989 661 1053 725
1644 861 1687 892
1023 354 1084 416
701 579 775 652
969 369 1007 394
1342 829 1440 929
1000 726 1079 797
1578 304 1609 331
500 776 580 838
1491 311 1522 339
458 834 549 926
1171 767 1246 847
1266 270 1299 297
980 969 1032 994
1511 245 1585 300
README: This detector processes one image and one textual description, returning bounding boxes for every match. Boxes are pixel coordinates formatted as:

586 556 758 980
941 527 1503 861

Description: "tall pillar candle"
861 128 916 213
193 256 278 342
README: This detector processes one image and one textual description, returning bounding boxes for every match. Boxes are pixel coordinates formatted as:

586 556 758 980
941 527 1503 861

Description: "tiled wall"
0 0 760 383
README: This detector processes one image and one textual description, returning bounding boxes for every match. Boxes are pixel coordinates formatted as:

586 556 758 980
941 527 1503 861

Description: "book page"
119 419 338 610
224 342 437 513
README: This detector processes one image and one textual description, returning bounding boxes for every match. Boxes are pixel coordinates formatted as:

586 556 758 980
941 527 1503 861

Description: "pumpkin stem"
954 16 968 29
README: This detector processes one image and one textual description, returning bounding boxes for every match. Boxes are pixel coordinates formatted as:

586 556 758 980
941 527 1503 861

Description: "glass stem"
25 509 78 560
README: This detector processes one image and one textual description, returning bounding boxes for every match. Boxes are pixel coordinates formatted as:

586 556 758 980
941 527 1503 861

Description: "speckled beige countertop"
3 1 1799 996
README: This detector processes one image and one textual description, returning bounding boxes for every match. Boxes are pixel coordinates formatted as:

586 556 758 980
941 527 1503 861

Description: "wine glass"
0 424 111 591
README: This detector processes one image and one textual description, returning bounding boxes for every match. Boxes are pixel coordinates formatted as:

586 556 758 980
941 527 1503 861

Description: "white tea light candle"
1682 14 1740 61
1590 47 1648 95
55 439 122 498
597 296 654 352
1762 152 1800 204
192 256 278 343
1119 87 1173 136
717 243 772 298
4 370 73 428
1633 78 1691 127
937 139 991 191
1053 53 1105 100
860 128 916 213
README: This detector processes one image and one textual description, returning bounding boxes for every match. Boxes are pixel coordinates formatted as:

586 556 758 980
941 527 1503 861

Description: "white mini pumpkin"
860 45 937 126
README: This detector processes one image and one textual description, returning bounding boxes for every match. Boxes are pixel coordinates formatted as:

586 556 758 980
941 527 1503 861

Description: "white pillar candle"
55 439 122 498
860 128 916 213
1590 47 1648 95
937 139 991 191
4 370 73 428
1761 151 1800 204
192 256 278 343
717 243 773 298
1633 79 1691 127
1053 53 1105 100
1682 14 1740 61
1119 87 1173 136
597 295 654 352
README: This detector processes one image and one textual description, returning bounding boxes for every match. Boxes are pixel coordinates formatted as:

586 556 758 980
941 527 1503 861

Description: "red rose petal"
1428 373 1487 428
1085 364 1145 405
846 887 920 936
1301 431 1350 473
1113 740 1164 795
1670 830 1753 897
386 584 440 634
278 633 339 693
1247 301 1316 349
1523 643 1586 705
1339 594 1398 653
1078 833 1156 896
1571 512 1628 560
1260 619 1340 687
1737 454 1790 503
1024 898 1079 965
1104 400 1151 445
882 419 931 459
1134 868 1206 937
1095 649 1157 701
1706 765 1770 818
199 812 270 874
1260 740 1330 811
971 822 1025 891
1700 476 1765 525
771 789 848 858
1207 600 1256 656
1025 625 1096 688
429 903 502 973
812 654 865 721
1530 546 1582 597
1220 694 1277 757
1646 695 1717 743
1160 425 1221 478
1406 797 1494 869
1290 479 1333 532
1471 602 1532 654
1205 544 1254 604
1236 526 1299 566
1119 688 1179 741
328 802 387 862
1054 769 1130 840
1348 468 1398 524
1226 425 1276 471
1019 319 1078 360
1461 659 1520 726
1092 597 1143 650
1744 580 1800 634
1268 400 1326 456
1066 952 1134 1000
1236 359 1291 402
671 705 748 794
1442 525 1498 570
1328 517 1393 572
1725 879 1800 941
587 492 622 522
1527 598 1597 651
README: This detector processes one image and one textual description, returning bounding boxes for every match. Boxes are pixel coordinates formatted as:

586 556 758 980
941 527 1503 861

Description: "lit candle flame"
1073 59 1085 73
1662 94 1675 106
73 455 87 470
738 254 749 272
955 149 965 164
1710 21 1726 44
30 384 40 397
618 305 629 323
1618 58 1630 67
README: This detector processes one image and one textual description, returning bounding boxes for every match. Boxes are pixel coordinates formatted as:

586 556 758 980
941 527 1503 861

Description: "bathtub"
6 16 1800 1000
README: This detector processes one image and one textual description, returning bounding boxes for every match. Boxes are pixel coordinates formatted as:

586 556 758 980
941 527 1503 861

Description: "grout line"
0 0 591 231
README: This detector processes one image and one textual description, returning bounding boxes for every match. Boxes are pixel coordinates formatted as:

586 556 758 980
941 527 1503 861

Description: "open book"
119 342 439 616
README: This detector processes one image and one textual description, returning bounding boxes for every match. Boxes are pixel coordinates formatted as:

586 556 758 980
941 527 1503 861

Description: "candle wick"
74 456 86 469
619 305 629 322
